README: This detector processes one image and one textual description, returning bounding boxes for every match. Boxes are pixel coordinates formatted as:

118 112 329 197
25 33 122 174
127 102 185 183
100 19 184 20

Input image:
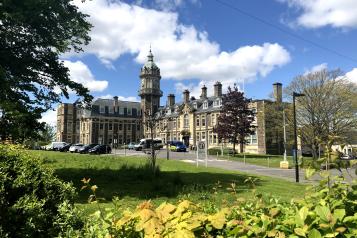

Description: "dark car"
59 143 72 152
88 145 112 154
170 141 187 152
79 144 98 154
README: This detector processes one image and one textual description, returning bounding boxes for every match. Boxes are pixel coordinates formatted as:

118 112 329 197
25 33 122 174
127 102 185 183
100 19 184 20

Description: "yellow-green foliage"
67 174 357 238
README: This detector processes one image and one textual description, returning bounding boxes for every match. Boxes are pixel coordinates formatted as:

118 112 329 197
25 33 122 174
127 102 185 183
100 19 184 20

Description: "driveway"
111 149 356 183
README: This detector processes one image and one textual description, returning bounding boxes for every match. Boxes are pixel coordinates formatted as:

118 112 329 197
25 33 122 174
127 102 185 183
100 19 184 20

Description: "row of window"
99 106 140 115
192 99 222 110
98 123 141 131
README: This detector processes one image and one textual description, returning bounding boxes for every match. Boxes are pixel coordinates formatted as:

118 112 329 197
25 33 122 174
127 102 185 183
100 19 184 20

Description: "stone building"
57 49 285 154
56 98 142 146
138 50 284 153
147 83 282 154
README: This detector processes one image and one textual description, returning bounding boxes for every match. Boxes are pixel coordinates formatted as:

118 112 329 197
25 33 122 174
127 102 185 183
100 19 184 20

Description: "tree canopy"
214 85 256 153
0 0 93 141
286 69 357 158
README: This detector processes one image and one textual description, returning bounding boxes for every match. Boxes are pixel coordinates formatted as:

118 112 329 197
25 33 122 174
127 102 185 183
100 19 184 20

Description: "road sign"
196 141 208 167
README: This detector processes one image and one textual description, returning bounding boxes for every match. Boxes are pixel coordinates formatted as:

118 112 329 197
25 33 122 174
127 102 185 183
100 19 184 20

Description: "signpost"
197 141 207 168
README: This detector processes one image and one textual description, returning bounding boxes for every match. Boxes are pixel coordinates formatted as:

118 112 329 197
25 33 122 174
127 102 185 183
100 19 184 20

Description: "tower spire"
147 46 154 62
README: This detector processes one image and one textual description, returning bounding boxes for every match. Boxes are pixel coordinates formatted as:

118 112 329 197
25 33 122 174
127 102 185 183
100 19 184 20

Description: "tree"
214 85 256 154
38 124 56 145
0 0 93 141
286 69 357 158
143 110 160 175
264 101 295 155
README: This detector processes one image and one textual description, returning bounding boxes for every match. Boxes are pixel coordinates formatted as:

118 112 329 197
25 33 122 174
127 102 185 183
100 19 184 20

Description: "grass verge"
30 150 306 215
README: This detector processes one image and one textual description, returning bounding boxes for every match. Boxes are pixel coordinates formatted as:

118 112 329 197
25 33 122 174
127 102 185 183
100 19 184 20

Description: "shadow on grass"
53 164 262 204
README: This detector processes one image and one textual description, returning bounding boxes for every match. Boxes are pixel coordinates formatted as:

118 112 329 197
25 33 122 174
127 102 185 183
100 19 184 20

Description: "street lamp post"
283 110 287 162
293 92 305 183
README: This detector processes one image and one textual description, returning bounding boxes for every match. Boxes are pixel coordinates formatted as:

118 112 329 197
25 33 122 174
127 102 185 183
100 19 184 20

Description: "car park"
69 144 84 153
88 145 112 154
78 144 98 154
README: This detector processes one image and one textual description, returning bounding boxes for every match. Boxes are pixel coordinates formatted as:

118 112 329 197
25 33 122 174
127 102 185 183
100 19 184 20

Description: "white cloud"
39 109 57 127
69 0 290 94
304 63 328 75
279 0 357 28
63 60 108 92
345 68 357 84
95 94 140 102
154 0 183 11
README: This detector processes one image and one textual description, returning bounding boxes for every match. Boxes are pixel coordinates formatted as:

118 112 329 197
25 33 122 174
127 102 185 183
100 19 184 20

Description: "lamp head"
293 92 305 97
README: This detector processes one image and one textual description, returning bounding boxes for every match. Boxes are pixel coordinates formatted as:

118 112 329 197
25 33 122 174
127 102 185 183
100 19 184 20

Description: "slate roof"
156 96 222 118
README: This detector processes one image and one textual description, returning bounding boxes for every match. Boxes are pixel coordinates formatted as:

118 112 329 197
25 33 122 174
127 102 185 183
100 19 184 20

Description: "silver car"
69 144 84 153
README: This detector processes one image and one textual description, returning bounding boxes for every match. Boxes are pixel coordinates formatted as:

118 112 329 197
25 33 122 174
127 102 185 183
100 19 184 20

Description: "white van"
134 138 163 151
45 142 67 151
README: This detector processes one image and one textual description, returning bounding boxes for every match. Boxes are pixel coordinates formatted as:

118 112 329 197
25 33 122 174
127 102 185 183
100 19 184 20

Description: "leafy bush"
0 145 82 237
68 172 357 237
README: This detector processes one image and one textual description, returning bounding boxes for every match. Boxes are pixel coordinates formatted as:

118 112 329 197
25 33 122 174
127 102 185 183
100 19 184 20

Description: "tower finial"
147 45 154 62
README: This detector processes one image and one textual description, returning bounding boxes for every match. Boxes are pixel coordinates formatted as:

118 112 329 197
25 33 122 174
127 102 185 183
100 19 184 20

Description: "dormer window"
100 106 105 114
193 102 197 109
203 101 208 109
214 99 222 107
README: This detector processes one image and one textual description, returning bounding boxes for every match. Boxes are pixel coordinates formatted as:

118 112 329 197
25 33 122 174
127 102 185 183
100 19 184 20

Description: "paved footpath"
156 151 356 183
110 149 356 183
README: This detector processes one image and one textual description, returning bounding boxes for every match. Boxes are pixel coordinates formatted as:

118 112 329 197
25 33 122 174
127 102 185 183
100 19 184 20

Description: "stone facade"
57 49 285 154
56 98 142 147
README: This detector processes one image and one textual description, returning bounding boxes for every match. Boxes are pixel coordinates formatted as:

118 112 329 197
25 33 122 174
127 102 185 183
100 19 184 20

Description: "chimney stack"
113 96 119 106
167 94 175 106
200 85 207 99
183 89 190 103
214 81 222 97
273 82 282 103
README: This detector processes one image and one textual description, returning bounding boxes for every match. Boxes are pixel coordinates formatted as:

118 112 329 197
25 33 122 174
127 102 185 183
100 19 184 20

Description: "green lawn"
30 150 306 215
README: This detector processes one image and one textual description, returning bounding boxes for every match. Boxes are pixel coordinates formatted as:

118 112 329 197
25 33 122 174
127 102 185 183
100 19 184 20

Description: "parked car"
69 144 84 153
78 144 98 154
127 142 136 150
88 145 112 154
44 142 67 151
59 143 72 152
169 141 187 152
340 154 356 160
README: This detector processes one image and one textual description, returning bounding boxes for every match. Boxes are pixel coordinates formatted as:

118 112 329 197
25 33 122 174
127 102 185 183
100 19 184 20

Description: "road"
110 148 357 183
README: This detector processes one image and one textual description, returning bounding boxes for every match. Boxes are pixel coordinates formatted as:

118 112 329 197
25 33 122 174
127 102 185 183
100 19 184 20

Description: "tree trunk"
232 142 236 156
240 142 244 154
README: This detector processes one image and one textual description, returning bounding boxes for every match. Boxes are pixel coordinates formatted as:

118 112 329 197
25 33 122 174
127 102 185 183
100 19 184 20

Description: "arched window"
184 114 189 128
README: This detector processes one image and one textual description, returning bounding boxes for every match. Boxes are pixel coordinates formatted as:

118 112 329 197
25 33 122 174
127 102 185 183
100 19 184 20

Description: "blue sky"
42 0 357 124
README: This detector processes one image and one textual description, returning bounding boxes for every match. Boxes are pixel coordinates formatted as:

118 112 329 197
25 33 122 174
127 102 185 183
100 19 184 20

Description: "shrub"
0 145 82 237
73 173 357 237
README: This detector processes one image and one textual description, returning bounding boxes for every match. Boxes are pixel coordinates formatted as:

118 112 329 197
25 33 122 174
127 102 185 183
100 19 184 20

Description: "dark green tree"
0 0 93 141
214 85 256 154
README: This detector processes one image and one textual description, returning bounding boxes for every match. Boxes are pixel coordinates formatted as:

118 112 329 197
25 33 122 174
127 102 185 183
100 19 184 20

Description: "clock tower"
139 49 163 131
